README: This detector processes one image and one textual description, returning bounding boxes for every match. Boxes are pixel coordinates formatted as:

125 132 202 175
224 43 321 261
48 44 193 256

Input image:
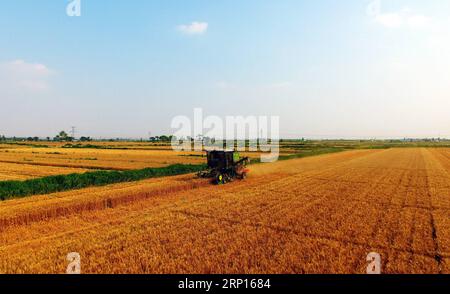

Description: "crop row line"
308 177 450 190
174 210 450 261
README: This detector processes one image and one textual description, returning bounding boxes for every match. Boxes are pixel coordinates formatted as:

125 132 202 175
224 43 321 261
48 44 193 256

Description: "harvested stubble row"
0 148 448 274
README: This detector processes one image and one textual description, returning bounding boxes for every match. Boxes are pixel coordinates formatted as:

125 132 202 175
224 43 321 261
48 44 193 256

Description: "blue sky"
1 0 450 139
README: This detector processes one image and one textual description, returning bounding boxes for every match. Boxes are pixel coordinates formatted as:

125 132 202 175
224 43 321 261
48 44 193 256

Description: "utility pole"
71 126 76 140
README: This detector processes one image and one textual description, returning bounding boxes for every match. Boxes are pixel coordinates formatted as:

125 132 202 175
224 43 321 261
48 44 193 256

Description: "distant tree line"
0 131 93 143
149 135 174 142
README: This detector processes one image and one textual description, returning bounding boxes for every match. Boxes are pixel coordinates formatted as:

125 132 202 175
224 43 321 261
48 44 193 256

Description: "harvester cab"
198 150 250 184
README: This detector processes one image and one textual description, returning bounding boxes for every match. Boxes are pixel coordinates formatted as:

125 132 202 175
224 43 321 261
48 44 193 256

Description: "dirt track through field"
0 148 449 273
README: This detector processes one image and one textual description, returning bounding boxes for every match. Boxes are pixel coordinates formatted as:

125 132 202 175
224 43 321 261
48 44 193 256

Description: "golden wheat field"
0 147 203 172
0 148 448 274
0 144 271 178
0 162 88 181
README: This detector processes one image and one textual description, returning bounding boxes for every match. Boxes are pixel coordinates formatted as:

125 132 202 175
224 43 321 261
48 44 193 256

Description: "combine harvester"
198 150 250 184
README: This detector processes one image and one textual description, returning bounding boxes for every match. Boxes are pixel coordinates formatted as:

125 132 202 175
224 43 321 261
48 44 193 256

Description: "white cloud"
375 13 403 28
7 60 52 75
177 21 208 35
367 1 431 29
214 81 232 89
0 60 53 92
375 11 430 29
407 14 430 29
214 80 294 92
266 81 293 90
